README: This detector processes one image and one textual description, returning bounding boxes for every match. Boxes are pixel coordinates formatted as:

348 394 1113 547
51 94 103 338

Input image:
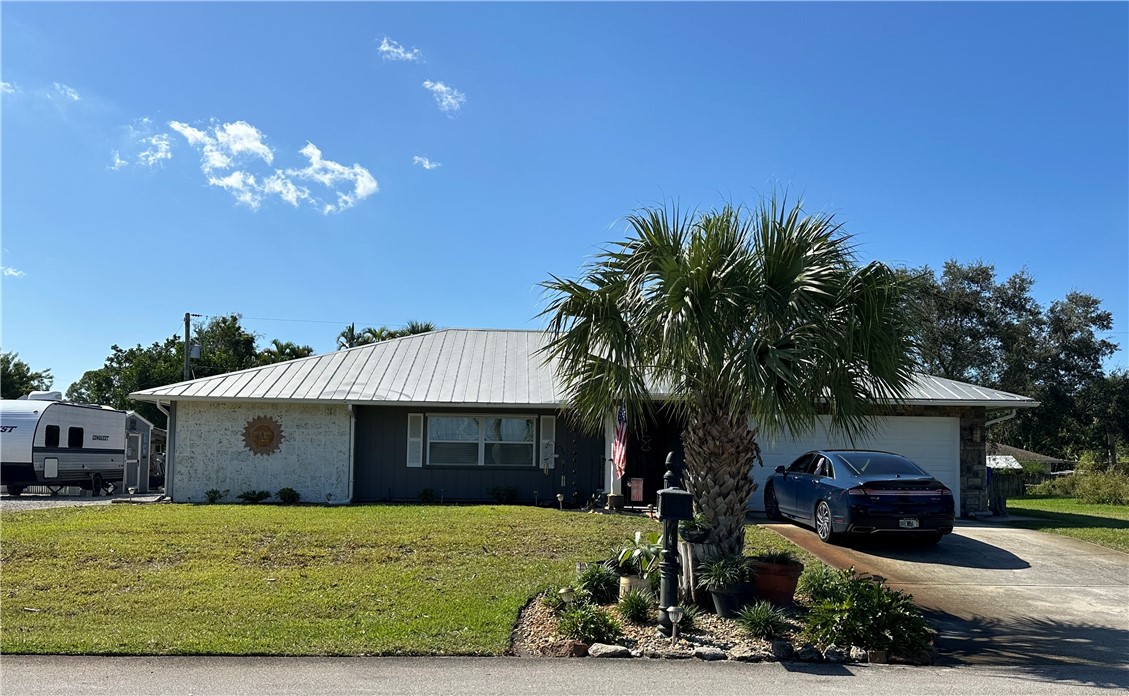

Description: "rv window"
45 425 60 448
68 427 84 449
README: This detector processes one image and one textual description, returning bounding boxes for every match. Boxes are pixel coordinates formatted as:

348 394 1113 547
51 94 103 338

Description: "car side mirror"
775 465 786 475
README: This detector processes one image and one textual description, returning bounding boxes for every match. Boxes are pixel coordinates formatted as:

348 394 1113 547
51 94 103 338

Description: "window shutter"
407 413 423 468
540 415 556 470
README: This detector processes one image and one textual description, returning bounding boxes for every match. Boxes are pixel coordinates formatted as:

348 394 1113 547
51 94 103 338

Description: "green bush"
487 485 518 504
737 600 791 639
1075 472 1129 505
236 490 271 504
804 571 931 655
1028 476 1078 497
418 488 437 503
696 554 754 589
617 588 654 624
797 563 850 604
576 561 619 605
204 489 224 504
540 589 567 614
557 603 623 644
276 487 300 504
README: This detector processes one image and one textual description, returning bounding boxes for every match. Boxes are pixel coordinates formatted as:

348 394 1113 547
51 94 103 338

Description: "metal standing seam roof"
129 328 1039 409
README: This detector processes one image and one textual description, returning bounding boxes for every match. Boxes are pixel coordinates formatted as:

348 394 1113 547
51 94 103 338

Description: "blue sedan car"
764 450 956 544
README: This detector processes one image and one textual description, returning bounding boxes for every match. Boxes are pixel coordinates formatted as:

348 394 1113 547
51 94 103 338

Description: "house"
129 329 1038 517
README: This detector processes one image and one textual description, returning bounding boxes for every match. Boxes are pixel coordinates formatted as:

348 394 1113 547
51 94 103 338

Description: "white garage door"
749 416 961 512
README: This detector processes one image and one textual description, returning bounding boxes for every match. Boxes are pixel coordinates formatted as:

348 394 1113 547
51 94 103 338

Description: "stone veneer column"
958 406 988 517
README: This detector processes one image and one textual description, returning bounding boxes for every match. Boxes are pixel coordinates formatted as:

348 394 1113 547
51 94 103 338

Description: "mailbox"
656 486 694 521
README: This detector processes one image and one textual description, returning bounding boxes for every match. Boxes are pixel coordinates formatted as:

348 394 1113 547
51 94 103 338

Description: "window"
68 427 84 449
426 415 536 467
45 425 60 448
787 454 814 473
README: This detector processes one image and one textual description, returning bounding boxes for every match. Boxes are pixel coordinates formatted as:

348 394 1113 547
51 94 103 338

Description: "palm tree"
362 326 396 343
337 323 375 350
399 320 436 337
258 339 315 365
540 197 918 555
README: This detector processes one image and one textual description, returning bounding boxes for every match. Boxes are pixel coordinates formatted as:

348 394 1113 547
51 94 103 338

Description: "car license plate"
899 518 919 529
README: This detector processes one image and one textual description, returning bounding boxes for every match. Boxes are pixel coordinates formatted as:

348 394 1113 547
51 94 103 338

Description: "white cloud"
263 171 311 207
53 82 80 101
169 119 271 173
287 143 378 212
412 155 441 170
137 134 172 167
422 80 466 114
207 170 263 210
378 37 422 62
1 266 27 278
110 150 129 170
1 81 17 95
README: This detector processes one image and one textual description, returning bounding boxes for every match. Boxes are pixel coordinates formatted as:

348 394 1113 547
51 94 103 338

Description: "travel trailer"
0 392 127 496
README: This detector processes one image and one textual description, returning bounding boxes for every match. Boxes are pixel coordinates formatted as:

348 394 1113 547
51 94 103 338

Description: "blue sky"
2 2 1126 393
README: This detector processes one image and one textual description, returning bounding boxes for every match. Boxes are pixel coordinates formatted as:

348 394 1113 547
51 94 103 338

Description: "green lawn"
0 504 803 655
1005 497 1129 553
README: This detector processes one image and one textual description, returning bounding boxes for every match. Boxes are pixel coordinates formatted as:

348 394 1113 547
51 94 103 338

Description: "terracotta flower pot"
748 559 804 607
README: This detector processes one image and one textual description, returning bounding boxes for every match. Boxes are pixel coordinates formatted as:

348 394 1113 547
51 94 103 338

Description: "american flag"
612 403 628 481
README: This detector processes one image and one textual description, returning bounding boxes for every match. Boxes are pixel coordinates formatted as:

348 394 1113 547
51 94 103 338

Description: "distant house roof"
130 328 1041 409
987 442 1069 465
987 455 1023 470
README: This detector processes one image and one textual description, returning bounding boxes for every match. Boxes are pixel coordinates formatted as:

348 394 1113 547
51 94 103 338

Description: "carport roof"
130 328 1039 409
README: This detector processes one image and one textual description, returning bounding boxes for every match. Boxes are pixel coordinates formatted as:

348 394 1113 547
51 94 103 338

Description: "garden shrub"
236 490 271 504
804 571 931 654
677 604 699 633
418 488 437 503
576 561 619 605
617 588 654 624
276 487 300 504
737 600 791 639
540 589 566 614
487 485 518 504
1075 472 1129 505
797 563 850 604
557 603 623 644
204 488 224 504
1028 476 1078 497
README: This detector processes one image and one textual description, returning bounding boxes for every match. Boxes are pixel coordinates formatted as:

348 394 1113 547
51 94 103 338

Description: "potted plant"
696 554 757 619
678 513 712 544
617 531 662 598
747 550 805 607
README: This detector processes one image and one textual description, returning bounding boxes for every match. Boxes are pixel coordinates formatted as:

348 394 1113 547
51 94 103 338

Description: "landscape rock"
795 643 824 662
542 640 588 658
823 645 849 663
867 649 889 664
644 649 662 659
770 640 794 661
729 645 772 662
848 646 868 663
692 646 727 661
588 643 631 658
659 649 693 659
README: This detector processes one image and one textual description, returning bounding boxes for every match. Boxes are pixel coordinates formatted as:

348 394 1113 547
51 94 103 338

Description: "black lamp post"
655 452 693 636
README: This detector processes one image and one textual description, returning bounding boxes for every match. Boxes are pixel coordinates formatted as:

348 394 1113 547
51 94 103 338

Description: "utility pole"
183 313 201 381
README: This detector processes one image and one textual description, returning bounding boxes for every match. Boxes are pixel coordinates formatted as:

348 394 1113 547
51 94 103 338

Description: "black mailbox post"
656 453 692 636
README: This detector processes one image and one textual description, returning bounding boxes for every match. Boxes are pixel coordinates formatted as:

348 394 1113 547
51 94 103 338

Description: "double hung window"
426 415 535 467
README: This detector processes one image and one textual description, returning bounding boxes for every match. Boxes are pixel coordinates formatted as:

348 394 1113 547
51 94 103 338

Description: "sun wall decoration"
242 416 285 456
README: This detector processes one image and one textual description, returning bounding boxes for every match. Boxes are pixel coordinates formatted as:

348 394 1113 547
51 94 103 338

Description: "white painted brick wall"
173 402 350 504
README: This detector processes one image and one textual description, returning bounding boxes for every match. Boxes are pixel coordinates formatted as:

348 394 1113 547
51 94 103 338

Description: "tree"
257 339 315 365
337 323 375 350
541 198 918 555
0 351 53 399
66 315 311 427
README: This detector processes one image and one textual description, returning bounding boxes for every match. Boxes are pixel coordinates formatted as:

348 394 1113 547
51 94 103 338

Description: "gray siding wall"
354 406 604 503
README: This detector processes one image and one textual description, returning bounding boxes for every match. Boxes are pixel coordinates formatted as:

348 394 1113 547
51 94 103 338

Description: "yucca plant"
617 588 655 624
541 195 918 555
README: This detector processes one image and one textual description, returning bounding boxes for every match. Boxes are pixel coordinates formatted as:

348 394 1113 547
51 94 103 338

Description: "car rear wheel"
764 484 783 521
815 501 837 544
919 531 943 546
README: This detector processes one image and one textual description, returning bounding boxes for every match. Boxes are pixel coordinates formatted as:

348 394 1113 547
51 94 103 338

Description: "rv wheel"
91 474 104 497
6 485 25 497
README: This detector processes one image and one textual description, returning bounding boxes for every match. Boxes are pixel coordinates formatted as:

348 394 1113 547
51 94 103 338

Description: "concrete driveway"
763 517 1129 667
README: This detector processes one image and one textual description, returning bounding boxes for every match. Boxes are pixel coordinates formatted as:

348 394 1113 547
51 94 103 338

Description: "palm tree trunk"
681 401 761 557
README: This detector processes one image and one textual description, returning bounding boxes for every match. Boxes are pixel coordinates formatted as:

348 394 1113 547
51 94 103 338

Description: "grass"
1004 497 1129 553
0 504 809 655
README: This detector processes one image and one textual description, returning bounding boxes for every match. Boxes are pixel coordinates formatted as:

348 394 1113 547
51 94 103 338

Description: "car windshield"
835 453 928 477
